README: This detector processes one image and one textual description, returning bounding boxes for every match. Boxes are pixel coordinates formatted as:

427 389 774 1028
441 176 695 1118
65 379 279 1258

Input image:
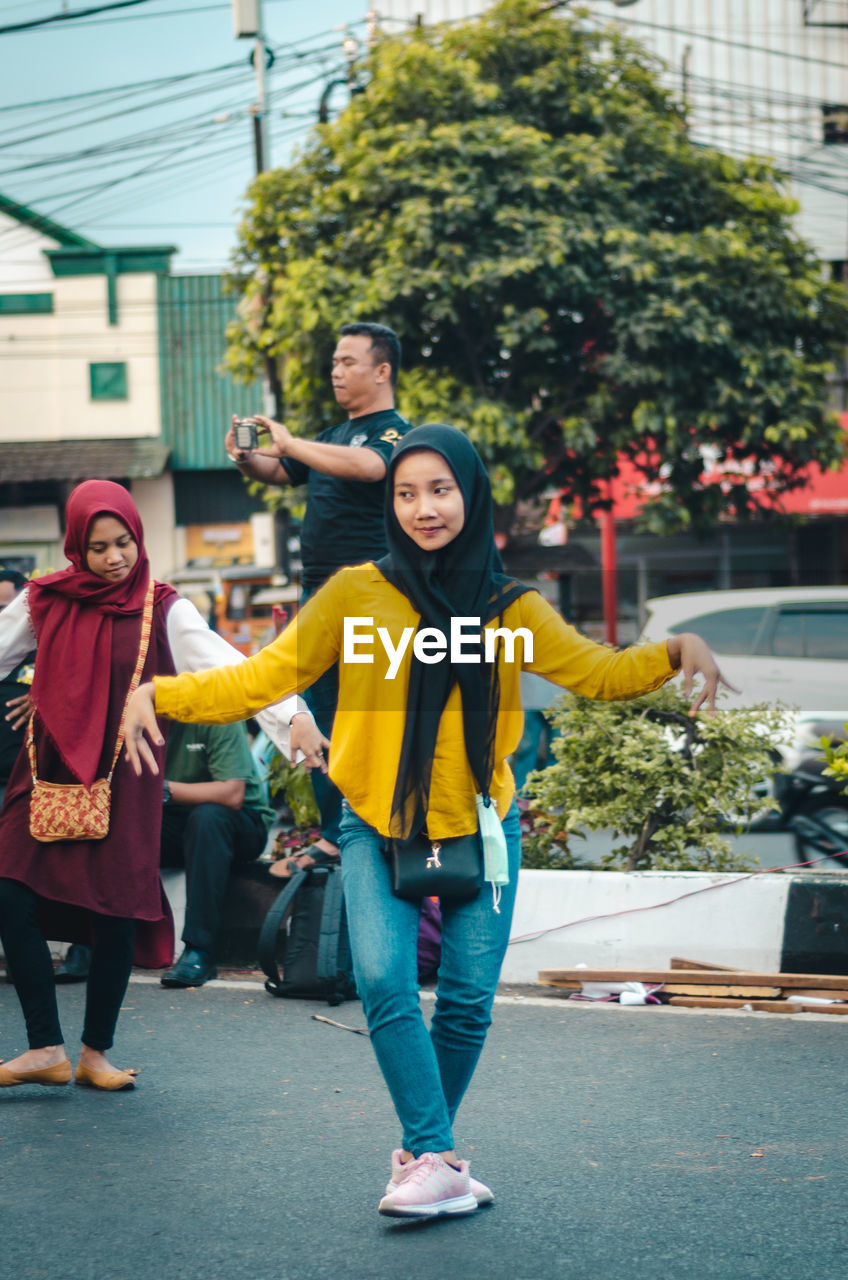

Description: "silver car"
639 586 848 713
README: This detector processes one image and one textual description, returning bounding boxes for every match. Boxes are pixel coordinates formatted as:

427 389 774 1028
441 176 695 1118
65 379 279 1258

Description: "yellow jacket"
153 564 674 838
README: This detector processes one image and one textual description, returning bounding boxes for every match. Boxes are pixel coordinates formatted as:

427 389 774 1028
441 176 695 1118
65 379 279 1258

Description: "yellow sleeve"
154 573 345 724
515 591 675 700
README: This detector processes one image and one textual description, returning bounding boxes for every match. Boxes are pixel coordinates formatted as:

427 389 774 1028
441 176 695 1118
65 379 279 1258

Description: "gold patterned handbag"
27 580 154 843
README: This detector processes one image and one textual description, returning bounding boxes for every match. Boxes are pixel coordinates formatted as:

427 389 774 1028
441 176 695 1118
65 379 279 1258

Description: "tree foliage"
227 0 848 532
522 685 791 872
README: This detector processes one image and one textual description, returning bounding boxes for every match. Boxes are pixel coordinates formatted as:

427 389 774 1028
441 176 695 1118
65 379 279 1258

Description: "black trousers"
0 877 135 1052
159 803 267 954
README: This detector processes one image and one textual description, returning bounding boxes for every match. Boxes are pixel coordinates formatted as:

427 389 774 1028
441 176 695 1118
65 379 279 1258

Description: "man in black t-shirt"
224 322 410 865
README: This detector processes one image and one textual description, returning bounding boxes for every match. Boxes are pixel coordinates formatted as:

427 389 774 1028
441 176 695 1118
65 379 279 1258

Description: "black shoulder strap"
257 867 309 989
316 865 344 991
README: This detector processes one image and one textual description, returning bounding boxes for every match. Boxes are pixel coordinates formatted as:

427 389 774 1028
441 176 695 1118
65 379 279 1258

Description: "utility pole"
232 0 269 174
232 0 280 416
251 14 269 174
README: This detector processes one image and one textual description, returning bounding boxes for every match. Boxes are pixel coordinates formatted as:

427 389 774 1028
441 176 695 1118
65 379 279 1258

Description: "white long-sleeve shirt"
0 587 306 760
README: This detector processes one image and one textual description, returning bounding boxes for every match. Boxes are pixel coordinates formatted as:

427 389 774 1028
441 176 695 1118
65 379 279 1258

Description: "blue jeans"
338 801 522 1156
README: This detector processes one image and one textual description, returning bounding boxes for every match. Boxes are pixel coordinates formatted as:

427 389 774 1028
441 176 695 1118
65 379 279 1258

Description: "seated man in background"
159 719 276 987
58 720 276 988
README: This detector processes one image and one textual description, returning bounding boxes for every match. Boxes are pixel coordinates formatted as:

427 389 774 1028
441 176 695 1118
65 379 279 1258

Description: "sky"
0 0 381 272
5 2 847 276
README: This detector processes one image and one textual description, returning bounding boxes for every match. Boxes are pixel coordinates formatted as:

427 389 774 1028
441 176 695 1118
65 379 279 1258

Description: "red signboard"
609 415 848 521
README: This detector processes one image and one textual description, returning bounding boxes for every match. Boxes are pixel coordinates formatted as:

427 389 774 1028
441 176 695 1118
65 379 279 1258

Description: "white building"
0 194 174 574
376 0 848 262
0 198 269 583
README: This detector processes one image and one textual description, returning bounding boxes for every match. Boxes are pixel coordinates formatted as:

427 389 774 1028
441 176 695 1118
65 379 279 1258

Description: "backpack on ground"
258 864 356 1007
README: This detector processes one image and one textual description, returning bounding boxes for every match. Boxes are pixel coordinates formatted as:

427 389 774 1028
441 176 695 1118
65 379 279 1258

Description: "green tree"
227 0 848 531
522 686 791 872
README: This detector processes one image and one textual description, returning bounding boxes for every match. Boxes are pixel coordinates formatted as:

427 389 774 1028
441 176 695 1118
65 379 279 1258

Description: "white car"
639 588 848 851
639 586 848 715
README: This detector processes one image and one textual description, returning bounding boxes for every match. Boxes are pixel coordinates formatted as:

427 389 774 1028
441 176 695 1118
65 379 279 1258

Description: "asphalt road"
2 978 845 1280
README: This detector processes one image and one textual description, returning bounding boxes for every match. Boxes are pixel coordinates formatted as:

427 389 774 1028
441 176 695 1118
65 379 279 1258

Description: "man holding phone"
224 321 410 869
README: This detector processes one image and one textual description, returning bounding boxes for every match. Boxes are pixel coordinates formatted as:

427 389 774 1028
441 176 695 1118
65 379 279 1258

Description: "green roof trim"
46 246 176 277
0 193 100 249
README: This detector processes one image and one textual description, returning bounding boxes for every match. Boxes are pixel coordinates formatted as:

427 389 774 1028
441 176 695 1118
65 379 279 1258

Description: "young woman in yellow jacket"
125 425 727 1220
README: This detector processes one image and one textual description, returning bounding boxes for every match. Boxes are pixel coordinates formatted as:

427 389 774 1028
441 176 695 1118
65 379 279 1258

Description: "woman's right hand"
124 682 164 776
5 693 32 732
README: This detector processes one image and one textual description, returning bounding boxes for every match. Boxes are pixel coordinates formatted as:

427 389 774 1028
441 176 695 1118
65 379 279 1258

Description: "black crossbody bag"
385 831 483 903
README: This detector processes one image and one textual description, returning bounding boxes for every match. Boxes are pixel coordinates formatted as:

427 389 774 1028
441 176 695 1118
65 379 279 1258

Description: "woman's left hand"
667 632 739 716
123 682 164 776
290 711 330 772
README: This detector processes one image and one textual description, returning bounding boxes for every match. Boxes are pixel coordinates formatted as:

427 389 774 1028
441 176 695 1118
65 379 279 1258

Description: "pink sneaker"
377 1151 478 1218
386 1149 494 1207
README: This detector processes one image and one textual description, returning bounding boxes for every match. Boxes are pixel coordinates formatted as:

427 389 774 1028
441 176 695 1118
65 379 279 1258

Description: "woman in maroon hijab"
0 481 310 1091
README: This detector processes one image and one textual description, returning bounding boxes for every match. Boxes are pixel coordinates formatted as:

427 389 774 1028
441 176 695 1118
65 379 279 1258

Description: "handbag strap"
27 578 156 785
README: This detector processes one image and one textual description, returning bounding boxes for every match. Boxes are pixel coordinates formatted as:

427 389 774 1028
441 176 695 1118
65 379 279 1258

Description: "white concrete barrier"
503 869 791 983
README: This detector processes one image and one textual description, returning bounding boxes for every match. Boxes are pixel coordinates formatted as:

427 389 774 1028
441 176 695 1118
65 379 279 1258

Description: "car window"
769 607 848 661
668 607 766 654
770 611 804 658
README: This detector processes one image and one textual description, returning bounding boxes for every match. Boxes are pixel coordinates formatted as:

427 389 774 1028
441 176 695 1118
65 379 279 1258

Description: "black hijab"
376 424 532 838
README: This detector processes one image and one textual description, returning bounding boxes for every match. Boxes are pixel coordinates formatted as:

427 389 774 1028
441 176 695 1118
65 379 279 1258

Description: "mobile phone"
233 419 258 451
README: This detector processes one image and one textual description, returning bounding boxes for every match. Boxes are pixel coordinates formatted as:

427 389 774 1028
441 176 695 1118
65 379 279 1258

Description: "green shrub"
523 684 791 872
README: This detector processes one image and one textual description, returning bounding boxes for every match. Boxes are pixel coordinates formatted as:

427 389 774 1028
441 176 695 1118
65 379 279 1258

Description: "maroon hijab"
28 480 174 785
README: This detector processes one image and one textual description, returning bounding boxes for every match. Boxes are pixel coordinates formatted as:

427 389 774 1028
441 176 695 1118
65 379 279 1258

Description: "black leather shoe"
161 947 217 988
55 943 92 983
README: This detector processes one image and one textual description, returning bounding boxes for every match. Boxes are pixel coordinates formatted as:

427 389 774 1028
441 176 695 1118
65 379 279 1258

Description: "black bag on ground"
258 865 356 1006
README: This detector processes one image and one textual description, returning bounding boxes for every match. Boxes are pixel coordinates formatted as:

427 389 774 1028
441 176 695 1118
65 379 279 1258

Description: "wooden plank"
792 1003 848 1015
667 996 800 1014
538 968 848 990
784 988 848 1001
663 983 782 998
669 957 739 972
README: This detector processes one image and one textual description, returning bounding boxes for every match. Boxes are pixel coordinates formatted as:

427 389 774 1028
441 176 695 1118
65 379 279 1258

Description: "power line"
596 8 848 76
0 23 342 116
4 3 361 34
0 0 160 36
0 36 342 153
0 72 252 154
0 58 337 176
0 59 244 116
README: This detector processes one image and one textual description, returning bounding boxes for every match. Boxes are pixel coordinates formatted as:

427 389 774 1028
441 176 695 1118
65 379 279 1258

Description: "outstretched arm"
252 414 387 482
126 582 344 775
166 596 311 761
